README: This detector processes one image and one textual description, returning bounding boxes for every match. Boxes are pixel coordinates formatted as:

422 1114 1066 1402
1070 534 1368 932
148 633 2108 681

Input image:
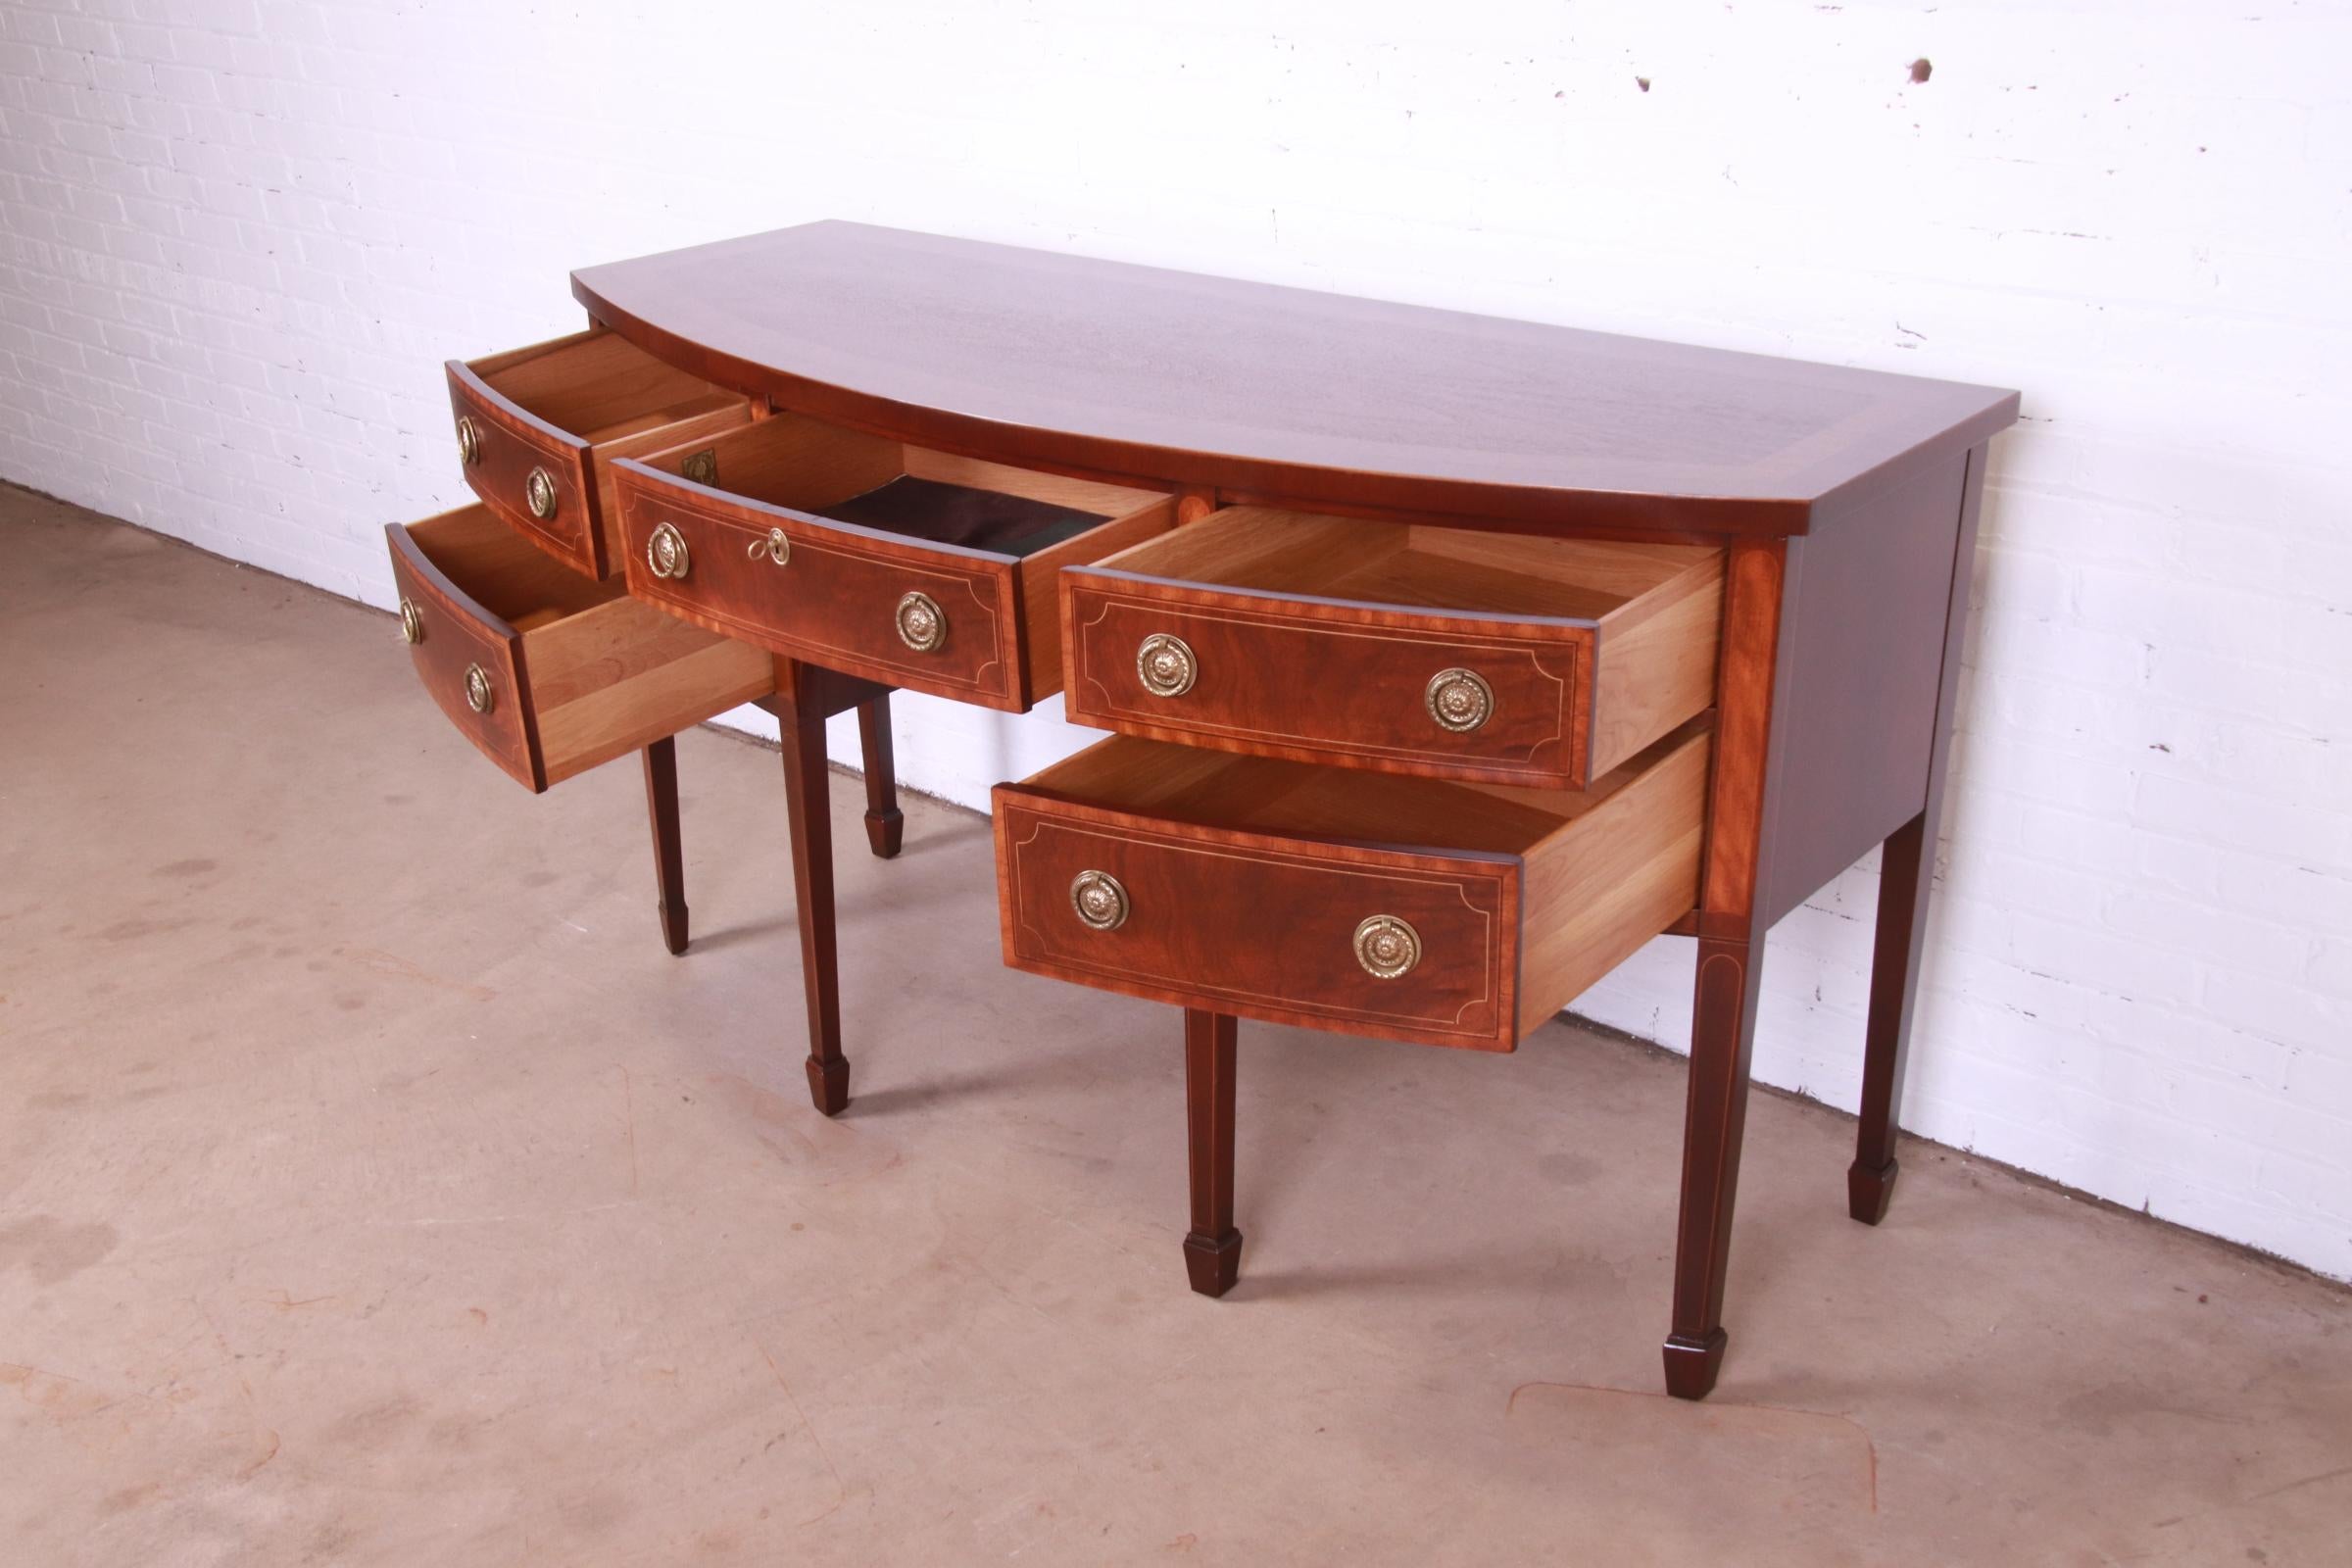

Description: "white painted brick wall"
4 1 2347 1277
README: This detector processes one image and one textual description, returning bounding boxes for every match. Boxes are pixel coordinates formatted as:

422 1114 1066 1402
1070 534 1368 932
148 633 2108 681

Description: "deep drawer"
385 504 773 791
447 327 756 578
1061 509 1723 788
610 415 1174 711
993 726 1710 1050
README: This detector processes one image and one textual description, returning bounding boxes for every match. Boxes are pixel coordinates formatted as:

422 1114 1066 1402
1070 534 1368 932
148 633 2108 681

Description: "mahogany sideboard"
386 220 2017 1400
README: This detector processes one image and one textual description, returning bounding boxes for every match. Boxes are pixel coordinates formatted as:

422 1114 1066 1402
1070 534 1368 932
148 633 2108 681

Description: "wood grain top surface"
573 221 2017 536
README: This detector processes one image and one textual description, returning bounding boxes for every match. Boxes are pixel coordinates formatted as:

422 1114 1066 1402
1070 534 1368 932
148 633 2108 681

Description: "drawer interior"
1022 731 1667 859
642 412 1171 560
404 506 773 787
470 330 749 446
1093 506 1717 623
405 506 625 629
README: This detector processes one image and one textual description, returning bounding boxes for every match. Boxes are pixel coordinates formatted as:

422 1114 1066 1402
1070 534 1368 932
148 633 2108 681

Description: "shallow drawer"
385 504 774 792
447 328 756 579
610 415 1174 711
993 725 1709 1051
1061 508 1723 788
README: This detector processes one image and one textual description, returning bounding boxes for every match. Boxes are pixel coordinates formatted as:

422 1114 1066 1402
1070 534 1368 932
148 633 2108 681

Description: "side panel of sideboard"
1756 451 1980 928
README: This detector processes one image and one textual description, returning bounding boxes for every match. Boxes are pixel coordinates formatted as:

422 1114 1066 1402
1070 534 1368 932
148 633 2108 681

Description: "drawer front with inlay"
385 504 773 793
447 359 598 570
447 328 757 580
610 412 1173 710
387 517 537 786
1064 579 1591 787
994 793 1519 1051
1061 509 1724 789
612 474 1024 707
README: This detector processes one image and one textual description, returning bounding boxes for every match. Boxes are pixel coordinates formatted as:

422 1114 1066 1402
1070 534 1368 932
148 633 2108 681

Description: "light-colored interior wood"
1024 726 1689 858
405 506 772 785
1018 496 1176 690
524 601 772 786
1587 552 1725 777
1515 728 1709 1021
644 410 906 514
474 328 747 438
643 412 1169 535
1092 506 1716 624
407 507 621 628
901 447 1167 519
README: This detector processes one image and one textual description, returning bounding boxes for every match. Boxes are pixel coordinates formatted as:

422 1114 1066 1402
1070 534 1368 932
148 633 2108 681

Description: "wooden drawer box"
385 504 774 792
610 415 1174 710
1061 509 1723 789
993 726 1709 1050
447 328 756 579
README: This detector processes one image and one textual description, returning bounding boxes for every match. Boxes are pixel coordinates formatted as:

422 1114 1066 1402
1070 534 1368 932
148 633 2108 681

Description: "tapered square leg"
1850 798 1935 1225
1183 1009 1241 1298
857 691 903 859
1662 938 1764 1400
775 666 848 1116
641 736 688 956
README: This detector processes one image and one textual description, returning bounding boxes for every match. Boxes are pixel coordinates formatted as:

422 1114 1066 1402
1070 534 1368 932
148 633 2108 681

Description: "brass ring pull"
398 598 423 646
462 662 494 715
455 415 482 466
1353 914 1421 980
1425 667 1494 733
895 591 946 653
646 521 691 580
1135 632 1197 698
1070 869 1129 931
746 527 790 566
523 466 559 520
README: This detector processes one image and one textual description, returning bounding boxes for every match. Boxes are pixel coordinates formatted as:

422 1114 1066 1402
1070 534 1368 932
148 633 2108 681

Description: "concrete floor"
2 484 2348 1567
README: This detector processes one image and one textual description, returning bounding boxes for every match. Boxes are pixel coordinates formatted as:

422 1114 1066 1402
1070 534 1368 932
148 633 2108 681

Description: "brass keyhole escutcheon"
1070 869 1129 931
455 415 482 466
524 466 559 520
1135 632 1197 698
463 662 494 714
398 598 423 645
1425 667 1494 733
746 527 790 566
1353 914 1421 980
646 521 691 580
896 592 946 653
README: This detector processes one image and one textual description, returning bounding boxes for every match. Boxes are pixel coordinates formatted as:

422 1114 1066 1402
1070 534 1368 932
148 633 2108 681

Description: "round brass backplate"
895 592 947 653
398 598 423 646
1135 632 1198 698
646 521 691 580
1424 667 1494 733
463 662 494 714
1352 914 1421 980
523 466 559 520
455 415 482 466
1070 869 1130 931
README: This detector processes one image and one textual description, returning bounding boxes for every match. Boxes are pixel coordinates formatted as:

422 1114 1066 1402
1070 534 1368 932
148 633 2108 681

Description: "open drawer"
447 327 756 579
993 725 1709 1051
1060 508 1724 789
385 504 774 792
609 414 1175 710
